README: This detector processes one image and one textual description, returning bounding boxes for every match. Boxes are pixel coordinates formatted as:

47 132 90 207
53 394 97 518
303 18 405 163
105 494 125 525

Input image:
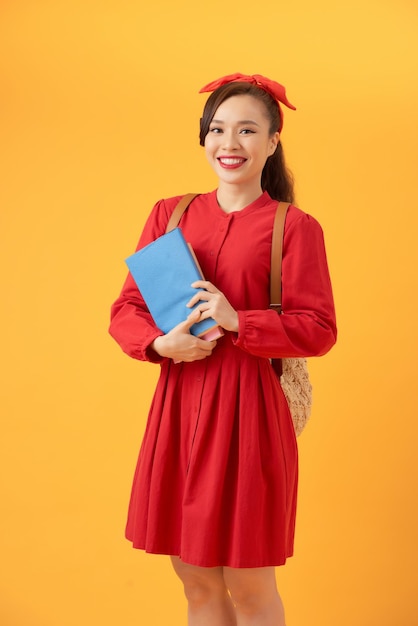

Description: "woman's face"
204 94 279 191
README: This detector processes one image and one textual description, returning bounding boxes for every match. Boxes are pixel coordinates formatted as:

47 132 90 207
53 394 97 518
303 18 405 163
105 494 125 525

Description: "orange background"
1 1 417 625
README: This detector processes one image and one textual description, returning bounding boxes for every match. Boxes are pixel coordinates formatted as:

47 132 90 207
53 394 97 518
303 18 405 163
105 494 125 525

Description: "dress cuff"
231 311 246 348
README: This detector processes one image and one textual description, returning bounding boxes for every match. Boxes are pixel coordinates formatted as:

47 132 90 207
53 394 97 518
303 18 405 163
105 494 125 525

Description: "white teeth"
219 158 244 165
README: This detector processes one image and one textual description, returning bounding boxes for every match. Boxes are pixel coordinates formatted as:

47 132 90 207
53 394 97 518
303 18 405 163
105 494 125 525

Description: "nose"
221 129 240 151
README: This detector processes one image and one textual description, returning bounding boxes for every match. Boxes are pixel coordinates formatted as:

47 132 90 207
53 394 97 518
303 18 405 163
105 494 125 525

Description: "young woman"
109 72 337 626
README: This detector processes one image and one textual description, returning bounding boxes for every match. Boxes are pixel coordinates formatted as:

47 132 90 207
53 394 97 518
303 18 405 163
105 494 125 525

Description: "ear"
268 131 280 156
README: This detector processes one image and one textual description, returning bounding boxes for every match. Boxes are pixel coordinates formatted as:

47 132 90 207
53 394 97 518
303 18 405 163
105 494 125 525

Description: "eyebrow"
210 119 261 127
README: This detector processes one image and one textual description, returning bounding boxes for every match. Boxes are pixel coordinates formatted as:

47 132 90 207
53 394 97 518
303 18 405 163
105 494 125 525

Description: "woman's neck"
216 183 264 214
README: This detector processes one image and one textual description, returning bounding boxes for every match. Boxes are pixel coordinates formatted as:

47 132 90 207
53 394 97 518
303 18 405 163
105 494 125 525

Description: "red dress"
109 191 337 568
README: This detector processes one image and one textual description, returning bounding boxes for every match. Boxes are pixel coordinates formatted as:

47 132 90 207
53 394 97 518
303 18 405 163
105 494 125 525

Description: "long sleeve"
233 211 337 358
109 193 337 362
109 197 181 362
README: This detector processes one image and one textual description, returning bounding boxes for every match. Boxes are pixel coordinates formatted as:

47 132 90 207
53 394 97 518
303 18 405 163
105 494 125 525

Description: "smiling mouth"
218 157 247 168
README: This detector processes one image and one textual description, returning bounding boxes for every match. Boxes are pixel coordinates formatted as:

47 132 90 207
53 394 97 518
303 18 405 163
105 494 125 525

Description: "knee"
182 576 216 608
228 585 264 616
171 558 227 610
224 568 279 618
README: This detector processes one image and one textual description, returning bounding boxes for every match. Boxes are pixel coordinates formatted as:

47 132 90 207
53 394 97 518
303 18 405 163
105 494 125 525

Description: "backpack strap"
270 202 291 313
165 193 200 233
166 194 289 313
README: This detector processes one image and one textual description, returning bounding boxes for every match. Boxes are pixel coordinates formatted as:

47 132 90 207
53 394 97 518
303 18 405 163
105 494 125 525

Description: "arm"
109 197 217 363
109 198 177 363
234 212 337 358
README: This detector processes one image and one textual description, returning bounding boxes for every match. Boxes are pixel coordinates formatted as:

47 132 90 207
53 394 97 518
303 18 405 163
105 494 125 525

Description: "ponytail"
262 143 295 203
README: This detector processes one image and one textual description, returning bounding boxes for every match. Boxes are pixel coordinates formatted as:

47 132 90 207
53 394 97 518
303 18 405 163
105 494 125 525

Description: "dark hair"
199 82 295 203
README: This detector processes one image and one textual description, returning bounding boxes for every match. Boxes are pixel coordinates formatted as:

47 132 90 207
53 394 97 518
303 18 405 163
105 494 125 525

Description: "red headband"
199 72 296 132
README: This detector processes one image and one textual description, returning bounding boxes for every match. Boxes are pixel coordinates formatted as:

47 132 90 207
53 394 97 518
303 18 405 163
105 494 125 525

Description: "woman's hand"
187 280 239 332
151 310 217 362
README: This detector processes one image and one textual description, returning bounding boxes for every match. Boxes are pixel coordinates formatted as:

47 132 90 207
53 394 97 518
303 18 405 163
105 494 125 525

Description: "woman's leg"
171 556 236 626
223 566 286 626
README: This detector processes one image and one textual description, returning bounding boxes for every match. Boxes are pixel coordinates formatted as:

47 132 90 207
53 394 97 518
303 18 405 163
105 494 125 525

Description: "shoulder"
282 204 328 253
134 194 187 249
133 193 212 251
148 194 184 223
147 192 214 231
143 194 189 236
264 192 324 234
286 203 324 235
151 192 211 217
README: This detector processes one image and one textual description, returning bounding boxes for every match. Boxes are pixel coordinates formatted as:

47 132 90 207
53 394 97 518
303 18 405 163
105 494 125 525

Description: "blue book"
125 228 223 340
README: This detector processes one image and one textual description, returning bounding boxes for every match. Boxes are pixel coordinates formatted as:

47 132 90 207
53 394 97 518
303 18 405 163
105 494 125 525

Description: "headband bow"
199 72 296 132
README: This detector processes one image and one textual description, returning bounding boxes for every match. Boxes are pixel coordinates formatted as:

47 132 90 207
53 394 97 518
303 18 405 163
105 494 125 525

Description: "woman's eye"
209 127 222 133
240 128 255 135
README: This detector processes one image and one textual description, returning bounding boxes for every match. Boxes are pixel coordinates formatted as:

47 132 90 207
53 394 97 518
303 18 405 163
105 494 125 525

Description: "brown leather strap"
270 201 291 312
167 194 289 311
165 193 200 233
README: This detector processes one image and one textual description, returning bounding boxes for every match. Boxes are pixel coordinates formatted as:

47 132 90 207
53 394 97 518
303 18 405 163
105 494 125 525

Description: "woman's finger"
191 280 217 293
187 290 213 308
